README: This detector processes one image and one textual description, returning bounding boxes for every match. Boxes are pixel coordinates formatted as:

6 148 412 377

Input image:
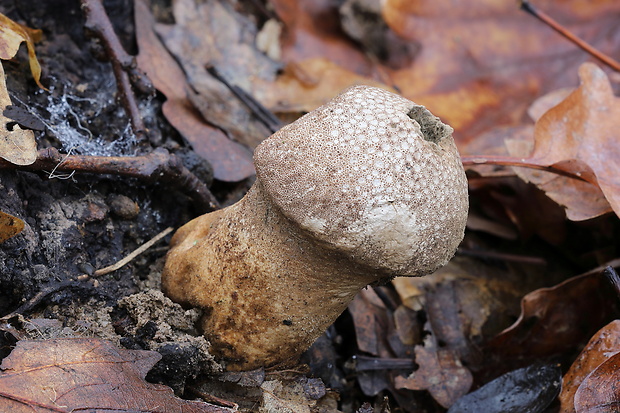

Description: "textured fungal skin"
255 86 468 275
162 86 469 370
163 183 377 370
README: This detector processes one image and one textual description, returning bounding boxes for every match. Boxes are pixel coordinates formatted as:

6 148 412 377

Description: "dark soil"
0 0 225 395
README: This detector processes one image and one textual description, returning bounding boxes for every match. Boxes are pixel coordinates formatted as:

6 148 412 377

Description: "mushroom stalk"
163 181 378 369
162 86 469 370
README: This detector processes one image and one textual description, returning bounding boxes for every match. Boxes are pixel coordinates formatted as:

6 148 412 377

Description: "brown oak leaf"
0 338 234 412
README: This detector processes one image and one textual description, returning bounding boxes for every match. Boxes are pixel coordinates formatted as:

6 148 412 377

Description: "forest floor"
0 1 619 412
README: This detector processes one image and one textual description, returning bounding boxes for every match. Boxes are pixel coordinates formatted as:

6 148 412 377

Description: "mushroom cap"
254 85 468 276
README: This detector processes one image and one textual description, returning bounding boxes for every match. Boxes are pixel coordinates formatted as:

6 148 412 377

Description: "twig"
206 66 283 134
186 387 239 411
1 227 173 319
457 248 547 266
461 155 589 183
1 225 173 322
93 226 173 277
0 280 99 321
0 147 221 212
520 0 620 72
81 0 154 139
355 355 416 371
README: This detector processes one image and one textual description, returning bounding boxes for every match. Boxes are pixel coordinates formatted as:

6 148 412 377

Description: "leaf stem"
461 155 588 182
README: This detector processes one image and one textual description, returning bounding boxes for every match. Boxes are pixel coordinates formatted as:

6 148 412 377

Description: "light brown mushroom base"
162 183 378 370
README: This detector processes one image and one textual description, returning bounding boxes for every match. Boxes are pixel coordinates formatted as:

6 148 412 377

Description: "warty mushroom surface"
162 85 469 370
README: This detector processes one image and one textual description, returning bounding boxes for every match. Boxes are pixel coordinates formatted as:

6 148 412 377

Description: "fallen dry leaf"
0 61 36 166
134 0 254 182
422 272 492 367
0 209 24 243
269 0 375 75
253 58 389 114
395 331 473 408
393 256 551 358
474 173 568 244
507 63 620 220
560 320 620 413
156 0 275 151
260 0 620 151
447 364 561 413
382 0 620 148
348 288 424 411
574 351 620 413
348 288 393 358
0 338 234 412
0 12 45 89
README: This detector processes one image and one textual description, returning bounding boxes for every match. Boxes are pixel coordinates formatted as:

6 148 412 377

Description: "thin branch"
0 147 220 212
520 0 620 72
578 258 620 277
186 387 239 411
0 228 173 319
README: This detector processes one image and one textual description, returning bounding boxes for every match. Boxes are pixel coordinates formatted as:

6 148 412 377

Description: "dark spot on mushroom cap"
407 105 453 144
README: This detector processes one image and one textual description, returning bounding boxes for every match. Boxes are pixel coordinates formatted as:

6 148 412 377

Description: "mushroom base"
162 182 378 370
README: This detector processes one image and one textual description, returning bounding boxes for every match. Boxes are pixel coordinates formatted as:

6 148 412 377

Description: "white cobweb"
13 81 139 158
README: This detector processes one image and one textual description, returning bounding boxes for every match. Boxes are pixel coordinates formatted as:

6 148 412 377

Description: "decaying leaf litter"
0 0 619 412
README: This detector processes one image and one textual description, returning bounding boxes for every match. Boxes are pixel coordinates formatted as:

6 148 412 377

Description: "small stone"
84 202 108 222
108 194 139 220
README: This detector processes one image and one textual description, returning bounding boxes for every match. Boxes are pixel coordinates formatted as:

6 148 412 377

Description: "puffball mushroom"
162 85 468 370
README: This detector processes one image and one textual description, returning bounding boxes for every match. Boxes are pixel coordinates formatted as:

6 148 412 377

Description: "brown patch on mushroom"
162 86 469 370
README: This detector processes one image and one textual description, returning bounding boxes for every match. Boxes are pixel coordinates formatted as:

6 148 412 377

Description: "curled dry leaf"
0 62 36 166
560 320 620 413
0 209 24 243
0 12 45 89
488 271 618 368
507 63 620 220
0 338 235 412
574 351 620 413
503 137 611 221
